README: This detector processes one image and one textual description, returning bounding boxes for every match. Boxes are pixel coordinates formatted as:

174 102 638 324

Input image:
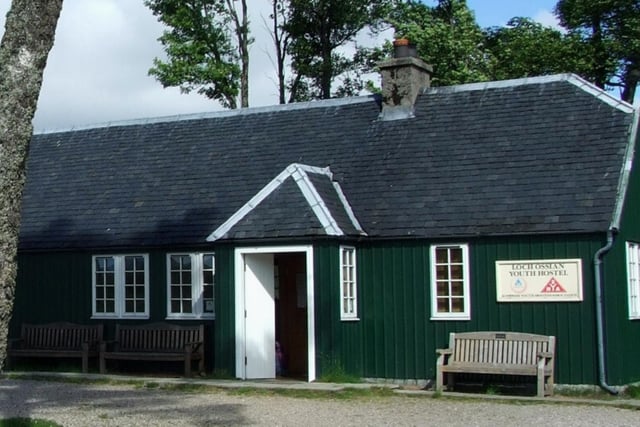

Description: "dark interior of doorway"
274 253 308 379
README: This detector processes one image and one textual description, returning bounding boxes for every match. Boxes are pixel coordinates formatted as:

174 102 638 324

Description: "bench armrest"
184 341 204 352
436 348 453 368
537 351 553 359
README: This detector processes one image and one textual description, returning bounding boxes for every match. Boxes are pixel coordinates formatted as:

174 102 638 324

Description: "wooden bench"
99 323 205 377
7 322 103 373
436 331 555 397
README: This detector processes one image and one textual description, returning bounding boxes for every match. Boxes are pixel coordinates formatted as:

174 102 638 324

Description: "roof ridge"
425 73 635 114
35 95 376 135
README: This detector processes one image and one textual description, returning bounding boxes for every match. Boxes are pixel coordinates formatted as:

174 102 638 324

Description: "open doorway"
235 246 315 381
275 253 308 379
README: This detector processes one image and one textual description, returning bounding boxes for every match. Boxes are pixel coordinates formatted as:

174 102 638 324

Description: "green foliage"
145 0 246 109
285 0 392 100
556 0 640 101
484 17 590 81
317 356 361 384
0 419 62 427
389 0 489 86
625 383 640 399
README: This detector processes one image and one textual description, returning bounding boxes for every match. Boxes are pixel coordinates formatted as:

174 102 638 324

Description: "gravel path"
0 378 638 426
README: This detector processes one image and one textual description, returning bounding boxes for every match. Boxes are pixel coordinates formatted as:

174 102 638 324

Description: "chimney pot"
393 38 417 58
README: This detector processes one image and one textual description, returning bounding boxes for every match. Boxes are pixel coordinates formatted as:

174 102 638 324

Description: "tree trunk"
0 0 63 370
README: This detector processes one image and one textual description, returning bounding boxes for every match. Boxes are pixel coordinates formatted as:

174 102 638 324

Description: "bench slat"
100 323 205 377
436 331 555 397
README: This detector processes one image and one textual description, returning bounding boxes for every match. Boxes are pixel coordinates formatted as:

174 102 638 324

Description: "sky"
0 0 559 132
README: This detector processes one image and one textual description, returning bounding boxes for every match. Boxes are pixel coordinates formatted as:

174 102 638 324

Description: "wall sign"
496 259 583 302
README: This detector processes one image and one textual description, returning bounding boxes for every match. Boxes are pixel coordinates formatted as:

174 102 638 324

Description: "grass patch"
0 418 62 427
624 384 640 399
317 357 361 384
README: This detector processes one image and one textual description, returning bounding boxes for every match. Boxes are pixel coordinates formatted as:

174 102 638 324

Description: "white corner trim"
332 181 367 236
206 163 344 241
565 74 635 114
291 166 344 236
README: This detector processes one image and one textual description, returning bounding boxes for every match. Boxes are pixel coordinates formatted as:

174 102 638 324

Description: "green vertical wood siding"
312 236 604 385
14 249 216 370
602 133 640 385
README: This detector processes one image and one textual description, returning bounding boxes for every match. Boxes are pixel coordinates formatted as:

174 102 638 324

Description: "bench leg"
184 358 191 377
99 354 106 374
546 373 554 396
436 368 444 392
448 373 455 390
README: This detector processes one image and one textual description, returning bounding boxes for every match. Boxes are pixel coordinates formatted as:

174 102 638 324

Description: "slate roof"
19 74 637 250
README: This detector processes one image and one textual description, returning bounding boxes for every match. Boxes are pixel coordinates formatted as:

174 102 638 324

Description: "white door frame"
235 245 316 381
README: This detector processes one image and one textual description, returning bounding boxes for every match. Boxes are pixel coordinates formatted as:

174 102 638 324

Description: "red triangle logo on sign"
541 277 566 293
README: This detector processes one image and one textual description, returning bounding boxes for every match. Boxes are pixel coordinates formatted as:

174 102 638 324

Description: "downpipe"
593 228 619 395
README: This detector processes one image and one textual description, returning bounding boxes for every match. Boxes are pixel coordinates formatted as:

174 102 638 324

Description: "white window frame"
166 252 215 320
92 254 149 319
626 242 640 319
430 244 470 320
340 246 358 321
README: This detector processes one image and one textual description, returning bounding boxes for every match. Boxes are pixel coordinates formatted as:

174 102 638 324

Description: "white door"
243 253 275 379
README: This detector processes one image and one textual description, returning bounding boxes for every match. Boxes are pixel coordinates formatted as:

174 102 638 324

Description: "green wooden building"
13 48 640 389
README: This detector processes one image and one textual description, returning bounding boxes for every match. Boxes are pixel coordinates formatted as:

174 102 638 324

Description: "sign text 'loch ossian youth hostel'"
496 259 583 302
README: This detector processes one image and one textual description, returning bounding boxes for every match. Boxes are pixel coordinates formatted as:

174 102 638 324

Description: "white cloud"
533 9 562 30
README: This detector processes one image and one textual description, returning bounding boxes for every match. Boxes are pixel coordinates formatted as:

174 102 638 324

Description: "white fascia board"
206 163 343 242
332 181 367 236
206 164 296 242
292 166 344 236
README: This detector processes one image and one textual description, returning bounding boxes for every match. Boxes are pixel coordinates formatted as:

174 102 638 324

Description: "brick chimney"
378 38 432 120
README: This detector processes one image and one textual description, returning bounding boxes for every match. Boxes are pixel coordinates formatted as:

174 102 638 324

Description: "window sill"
430 315 470 321
92 315 150 320
166 315 215 321
340 317 360 322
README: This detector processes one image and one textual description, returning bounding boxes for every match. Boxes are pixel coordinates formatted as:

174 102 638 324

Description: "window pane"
182 301 192 313
181 271 192 284
203 270 213 284
436 281 449 296
135 272 144 284
437 298 449 313
436 265 449 280
183 286 192 299
203 254 214 269
171 300 180 312
125 256 133 271
203 285 213 299
171 287 180 299
106 287 114 299
125 286 134 299
450 264 463 279
136 300 145 312
451 281 464 296
106 273 115 285
435 248 448 264
125 272 133 284
106 301 115 312
451 297 464 312
171 256 180 270
125 300 134 313
136 286 145 299
171 272 180 284
96 301 104 313
450 248 463 263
